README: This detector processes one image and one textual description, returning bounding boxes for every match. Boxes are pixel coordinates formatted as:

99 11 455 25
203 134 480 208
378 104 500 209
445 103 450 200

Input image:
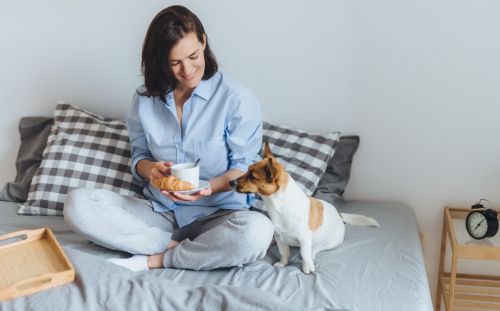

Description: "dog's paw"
310 264 316 273
302 262 315 274
273 261 287 268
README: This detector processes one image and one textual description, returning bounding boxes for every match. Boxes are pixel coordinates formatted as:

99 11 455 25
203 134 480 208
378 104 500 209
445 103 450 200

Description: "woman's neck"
174 85 195 106
173 86 194 128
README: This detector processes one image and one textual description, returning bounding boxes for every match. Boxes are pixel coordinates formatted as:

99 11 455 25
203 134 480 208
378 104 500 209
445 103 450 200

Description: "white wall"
1 0 500 302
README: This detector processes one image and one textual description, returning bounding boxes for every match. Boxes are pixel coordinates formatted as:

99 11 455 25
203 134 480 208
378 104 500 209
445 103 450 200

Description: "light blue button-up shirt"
127 71 262 227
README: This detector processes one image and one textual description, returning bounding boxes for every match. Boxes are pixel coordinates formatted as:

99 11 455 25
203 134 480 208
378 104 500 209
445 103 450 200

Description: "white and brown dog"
230 143 380 274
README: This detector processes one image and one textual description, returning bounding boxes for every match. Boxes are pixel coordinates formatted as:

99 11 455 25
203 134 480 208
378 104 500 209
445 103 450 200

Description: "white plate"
169 180 210 194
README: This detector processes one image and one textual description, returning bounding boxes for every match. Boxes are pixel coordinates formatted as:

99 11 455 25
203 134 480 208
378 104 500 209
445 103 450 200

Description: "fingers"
161 190 181 202
149 161 173 181
161 191 204 202
158 161 172 175
160 190 194 202
163 162 173 174
149 168 165 180
159 177 212 202
171 192 198 202
198 188 212 196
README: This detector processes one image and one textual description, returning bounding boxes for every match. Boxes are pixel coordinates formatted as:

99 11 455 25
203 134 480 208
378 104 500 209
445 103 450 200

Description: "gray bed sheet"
0 200 432 311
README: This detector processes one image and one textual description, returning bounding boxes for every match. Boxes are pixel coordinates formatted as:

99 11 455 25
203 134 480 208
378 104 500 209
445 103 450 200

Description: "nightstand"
436 207 500 310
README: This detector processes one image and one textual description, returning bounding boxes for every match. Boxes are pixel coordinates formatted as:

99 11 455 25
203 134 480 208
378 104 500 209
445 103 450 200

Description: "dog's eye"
248 173 256 180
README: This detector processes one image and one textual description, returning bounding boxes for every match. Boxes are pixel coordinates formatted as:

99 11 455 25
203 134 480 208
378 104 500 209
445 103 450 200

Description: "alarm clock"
465 200 499 240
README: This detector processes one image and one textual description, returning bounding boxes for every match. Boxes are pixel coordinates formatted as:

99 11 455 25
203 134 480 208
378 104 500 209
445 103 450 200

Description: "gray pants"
63 188 274 270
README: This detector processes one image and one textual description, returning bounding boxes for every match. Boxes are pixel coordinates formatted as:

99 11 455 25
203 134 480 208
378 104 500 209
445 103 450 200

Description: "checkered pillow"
18 104 144 216
253 122 341 208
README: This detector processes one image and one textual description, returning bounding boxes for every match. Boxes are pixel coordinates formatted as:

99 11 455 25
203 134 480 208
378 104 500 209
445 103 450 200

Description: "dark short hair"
139 5 218 102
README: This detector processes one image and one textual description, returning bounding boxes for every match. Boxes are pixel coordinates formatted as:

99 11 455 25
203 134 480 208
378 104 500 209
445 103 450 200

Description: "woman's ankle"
147 253 165 269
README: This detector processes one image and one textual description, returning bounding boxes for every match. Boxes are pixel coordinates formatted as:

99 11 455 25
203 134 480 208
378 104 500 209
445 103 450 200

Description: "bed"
0 107 432 310
0 200 431 310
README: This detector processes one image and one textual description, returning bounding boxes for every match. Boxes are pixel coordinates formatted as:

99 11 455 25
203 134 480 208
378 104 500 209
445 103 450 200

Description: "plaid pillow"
18 104 144 216
253 122 340 208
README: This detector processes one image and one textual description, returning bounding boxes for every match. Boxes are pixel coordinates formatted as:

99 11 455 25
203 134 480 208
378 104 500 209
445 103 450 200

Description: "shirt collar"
164 78 211 105
192 78 211 101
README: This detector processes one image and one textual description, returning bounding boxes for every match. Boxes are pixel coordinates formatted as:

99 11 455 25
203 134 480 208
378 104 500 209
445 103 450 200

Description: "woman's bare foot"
147 253 165 269
147 240 180 269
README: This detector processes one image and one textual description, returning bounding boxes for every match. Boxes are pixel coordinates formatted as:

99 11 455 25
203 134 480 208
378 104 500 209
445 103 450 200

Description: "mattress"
0 200 432 311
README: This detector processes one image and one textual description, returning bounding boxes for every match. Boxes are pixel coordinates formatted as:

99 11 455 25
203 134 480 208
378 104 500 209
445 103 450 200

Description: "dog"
230 143 380 274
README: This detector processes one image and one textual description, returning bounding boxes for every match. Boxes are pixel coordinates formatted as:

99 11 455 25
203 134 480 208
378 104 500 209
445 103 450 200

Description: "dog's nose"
229 179 237 188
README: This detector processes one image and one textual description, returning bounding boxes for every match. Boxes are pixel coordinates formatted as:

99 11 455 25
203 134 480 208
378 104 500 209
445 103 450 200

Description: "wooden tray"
0 228 75 301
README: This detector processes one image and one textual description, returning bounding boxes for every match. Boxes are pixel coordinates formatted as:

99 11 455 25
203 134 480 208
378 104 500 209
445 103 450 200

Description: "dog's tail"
340 213 380 227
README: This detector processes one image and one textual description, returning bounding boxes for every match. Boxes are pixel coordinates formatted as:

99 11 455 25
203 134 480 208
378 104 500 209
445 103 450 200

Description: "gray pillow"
251 122 341 209
312 135 360 206
19 104 144 216
262 122 340 195
1 117 359 209
0 117 53 202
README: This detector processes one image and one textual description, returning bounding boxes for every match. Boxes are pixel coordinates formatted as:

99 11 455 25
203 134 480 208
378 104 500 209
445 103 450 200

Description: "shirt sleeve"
225 89 263 172
126 92 154 183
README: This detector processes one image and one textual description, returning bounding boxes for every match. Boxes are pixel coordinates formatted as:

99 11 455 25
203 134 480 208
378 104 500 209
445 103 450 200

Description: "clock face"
466 212 488 239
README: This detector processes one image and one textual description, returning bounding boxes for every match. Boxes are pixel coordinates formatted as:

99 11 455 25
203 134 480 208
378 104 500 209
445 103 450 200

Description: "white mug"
170 162 199 188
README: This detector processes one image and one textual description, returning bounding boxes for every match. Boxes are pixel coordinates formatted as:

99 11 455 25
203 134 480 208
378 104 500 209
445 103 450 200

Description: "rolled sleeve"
127 93 154 183
225 91 263 173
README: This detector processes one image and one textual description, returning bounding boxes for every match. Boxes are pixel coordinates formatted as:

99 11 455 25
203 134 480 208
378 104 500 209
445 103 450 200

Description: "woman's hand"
160 169 244 202
161 184 213 202
151 161 173 181
137 160 174 182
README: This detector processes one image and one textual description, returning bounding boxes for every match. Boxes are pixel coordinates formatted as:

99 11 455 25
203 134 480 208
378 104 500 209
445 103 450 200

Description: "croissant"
152 175 195 191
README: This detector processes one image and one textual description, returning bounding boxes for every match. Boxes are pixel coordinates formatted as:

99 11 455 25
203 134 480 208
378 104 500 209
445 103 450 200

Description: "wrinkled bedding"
0 200 432 311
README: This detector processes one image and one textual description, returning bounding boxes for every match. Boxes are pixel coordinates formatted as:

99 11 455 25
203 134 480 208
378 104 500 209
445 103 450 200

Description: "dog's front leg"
273 235 289 268
299 235 315 274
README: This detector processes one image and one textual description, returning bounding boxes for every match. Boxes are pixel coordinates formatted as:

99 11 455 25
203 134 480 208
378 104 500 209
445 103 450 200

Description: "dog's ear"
265 158 277 182
263 142 273 159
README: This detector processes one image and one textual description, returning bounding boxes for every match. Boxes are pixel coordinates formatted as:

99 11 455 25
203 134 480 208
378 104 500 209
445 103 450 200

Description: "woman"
64 5 274 271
